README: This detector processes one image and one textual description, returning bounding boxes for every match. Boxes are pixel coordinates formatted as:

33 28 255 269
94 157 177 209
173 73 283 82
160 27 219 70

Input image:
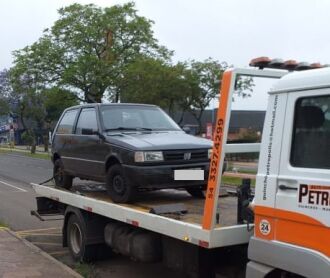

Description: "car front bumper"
122 162 210 189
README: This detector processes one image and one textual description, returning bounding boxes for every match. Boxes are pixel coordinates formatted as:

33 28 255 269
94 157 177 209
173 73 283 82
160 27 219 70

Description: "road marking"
30 241 62 246
18 233 62 237
48 250 69 256
16 227 61 234
0 180 27 192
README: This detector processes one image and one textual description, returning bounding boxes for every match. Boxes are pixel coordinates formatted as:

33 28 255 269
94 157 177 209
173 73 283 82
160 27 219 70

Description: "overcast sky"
1 0 329 110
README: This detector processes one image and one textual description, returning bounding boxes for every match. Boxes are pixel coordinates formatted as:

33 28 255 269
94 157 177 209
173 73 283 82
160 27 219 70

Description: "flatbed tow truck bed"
32 181 253 249
30 67 287 277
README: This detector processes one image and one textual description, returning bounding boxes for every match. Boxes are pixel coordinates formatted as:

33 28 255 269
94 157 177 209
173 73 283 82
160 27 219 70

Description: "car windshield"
101 105 181 131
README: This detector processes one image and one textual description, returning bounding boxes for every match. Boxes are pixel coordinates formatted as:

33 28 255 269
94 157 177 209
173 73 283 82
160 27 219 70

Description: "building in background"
0 114 22 144
172 109 266 140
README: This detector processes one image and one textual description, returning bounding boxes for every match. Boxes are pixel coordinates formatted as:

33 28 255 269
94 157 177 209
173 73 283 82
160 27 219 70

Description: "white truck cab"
248 67 330 278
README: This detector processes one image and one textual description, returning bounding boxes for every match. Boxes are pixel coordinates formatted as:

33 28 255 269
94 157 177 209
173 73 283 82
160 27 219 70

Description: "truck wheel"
186 186 206 198
53 159 73 190
106 164 136 203
67 214 103 262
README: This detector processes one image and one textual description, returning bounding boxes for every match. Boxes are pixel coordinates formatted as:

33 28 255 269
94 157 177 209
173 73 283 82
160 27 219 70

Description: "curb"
6 228 83 278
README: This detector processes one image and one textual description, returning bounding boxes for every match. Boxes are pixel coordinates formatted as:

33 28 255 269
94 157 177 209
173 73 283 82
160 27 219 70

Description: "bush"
21 131 34 146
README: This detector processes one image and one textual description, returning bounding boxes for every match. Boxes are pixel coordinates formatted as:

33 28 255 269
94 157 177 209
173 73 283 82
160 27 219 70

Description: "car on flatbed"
52 103 212 202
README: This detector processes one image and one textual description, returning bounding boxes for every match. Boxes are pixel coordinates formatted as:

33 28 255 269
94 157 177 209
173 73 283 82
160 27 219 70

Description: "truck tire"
67 214 106 262
53 159 73 190
106 164 136 203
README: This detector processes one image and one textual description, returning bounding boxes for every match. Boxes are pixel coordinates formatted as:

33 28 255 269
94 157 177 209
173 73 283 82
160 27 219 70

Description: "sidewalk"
0 228 81 278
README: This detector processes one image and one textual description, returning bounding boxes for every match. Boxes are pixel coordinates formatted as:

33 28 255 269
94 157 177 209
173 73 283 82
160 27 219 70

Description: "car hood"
105 131 212 150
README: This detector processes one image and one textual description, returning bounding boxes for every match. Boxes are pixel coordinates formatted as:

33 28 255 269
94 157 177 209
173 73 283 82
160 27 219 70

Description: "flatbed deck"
72 182 238 227
32 180 253 249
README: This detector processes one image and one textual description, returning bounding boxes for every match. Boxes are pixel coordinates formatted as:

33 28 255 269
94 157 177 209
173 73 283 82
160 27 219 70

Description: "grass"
74 263 97 278
0 148 50 160
0 220 8 228
227 163 257 175
23 152 51 160
235 168 257 175
222 176 256 187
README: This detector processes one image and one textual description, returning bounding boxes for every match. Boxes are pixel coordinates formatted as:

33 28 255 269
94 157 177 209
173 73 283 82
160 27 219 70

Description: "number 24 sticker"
259 219 271 235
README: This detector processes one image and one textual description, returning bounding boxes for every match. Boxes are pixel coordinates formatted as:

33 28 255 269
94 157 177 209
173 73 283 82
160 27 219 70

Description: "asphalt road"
0 152 182 278
0 153 60 230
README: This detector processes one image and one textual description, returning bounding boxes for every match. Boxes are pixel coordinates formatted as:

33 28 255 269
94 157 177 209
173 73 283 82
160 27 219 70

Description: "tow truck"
31 57 330 277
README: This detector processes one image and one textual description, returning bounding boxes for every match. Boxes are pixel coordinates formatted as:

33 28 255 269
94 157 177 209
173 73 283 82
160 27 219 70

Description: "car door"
53 108 79 174
71 107 105 179
275 89 330 256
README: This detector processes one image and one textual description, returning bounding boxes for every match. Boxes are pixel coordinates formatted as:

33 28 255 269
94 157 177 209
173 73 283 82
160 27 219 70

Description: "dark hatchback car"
52 104 212 203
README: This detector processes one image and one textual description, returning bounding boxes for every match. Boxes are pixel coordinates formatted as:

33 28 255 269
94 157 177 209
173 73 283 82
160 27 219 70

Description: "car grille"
163 149 208 162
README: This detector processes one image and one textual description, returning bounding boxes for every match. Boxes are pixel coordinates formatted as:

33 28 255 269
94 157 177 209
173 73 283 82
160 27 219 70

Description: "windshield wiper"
105 127 153 132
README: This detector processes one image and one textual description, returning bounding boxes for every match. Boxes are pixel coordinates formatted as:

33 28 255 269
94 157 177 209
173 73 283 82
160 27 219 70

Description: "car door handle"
279 185 298 191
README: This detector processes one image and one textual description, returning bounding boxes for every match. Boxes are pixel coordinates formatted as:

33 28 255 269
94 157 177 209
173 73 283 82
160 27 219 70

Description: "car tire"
53 159 73 190
67 214 109 262
106 164 136 203
186 186 206 198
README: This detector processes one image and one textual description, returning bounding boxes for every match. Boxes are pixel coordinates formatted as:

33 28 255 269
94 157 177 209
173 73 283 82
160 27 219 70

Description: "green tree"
0 69 11 115
12 2 170 104
5 65 77 152
186 59 227 133
118 57 254 130
43 87 78 127
119 57 188 116
42 88 79 151
186 58 253 133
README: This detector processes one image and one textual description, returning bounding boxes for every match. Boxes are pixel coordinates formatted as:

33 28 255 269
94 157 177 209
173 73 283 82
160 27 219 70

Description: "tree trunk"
94 93 102 103
115 90 120 103
191 109 204 135
168 100 174 118
85 89 103 103
178 110 185 125
31 135 36 154
197 117 203 135
43 134 49 152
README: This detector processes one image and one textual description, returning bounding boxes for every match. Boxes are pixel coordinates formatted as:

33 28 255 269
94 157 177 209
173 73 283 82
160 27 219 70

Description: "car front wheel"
106 164 136 203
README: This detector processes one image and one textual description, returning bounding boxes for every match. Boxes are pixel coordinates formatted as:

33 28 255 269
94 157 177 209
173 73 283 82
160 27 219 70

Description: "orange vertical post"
202 70 233 230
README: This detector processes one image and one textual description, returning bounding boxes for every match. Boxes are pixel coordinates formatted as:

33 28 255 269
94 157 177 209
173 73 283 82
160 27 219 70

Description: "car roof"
66 103 158 110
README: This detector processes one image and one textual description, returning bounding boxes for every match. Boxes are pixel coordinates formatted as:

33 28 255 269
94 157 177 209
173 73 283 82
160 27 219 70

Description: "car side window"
56 109 78 134
76 108 98 135
290 95 330 169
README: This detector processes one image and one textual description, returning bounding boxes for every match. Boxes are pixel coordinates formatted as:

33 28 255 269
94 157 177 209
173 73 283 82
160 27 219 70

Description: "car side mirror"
182 126 191 134
81 128 95 135
81 128 106 141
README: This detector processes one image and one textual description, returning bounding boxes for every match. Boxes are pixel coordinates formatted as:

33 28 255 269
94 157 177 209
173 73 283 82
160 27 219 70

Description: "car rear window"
56 109 78 134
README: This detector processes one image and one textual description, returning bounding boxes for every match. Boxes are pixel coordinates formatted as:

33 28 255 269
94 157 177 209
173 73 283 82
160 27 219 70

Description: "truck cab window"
56 109 78 134
290 95 330 169
76 108 98 134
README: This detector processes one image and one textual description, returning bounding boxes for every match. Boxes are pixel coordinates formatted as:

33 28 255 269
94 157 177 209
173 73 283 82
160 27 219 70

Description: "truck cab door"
275 89 330 257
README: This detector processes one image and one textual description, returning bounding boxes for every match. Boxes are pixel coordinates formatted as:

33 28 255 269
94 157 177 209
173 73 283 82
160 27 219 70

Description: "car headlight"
208 149 212 159
134 151 164 162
